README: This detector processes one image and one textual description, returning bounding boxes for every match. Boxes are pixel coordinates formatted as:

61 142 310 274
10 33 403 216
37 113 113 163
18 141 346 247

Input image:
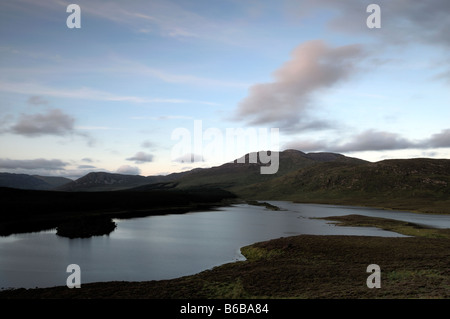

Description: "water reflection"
1 202 450 288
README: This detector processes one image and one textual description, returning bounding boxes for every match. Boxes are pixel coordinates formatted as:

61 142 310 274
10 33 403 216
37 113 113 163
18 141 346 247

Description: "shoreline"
1 214 449 299
1 233 449 299
0 186 238 237
2 192 448 237
289 198 450 215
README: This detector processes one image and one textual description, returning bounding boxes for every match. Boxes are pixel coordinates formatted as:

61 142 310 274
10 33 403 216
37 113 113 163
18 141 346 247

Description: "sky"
1 0 449 179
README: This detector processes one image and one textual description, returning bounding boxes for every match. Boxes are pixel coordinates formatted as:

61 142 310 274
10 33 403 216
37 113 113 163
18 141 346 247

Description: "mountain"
32 175 73 188
53 150 368 192
56 172 157 191
151 150 449 213
55 171 191 192
3 150 449 214
0 173 72 190
170 149 367 193
236 157 450 214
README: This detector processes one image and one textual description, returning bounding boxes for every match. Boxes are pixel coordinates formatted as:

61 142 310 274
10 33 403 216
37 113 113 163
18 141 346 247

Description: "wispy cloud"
0 59 249 90
301 0 450 48
27 95 49 106
141 140 155 149
95 57 250 89
9 0 245 43
130 115 194 121
85 0 246 44
77 164 96 169
75 126 120 131
0 80 218 105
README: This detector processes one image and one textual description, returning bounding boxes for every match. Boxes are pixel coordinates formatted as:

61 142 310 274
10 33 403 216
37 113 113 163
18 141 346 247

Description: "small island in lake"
56 217 117 239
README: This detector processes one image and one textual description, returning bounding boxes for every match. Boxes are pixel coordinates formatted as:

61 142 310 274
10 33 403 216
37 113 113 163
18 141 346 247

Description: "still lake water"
1 201 450 289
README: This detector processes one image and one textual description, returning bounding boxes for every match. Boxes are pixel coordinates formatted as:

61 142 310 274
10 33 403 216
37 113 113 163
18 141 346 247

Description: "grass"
245 200 282 211
319 214 450 239
236 158 450 214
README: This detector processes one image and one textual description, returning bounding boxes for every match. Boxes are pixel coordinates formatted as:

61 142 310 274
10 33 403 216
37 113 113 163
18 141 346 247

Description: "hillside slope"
55 150 365 192
0 173 72 190
172 150 367 193
56 171 191 192
237 158 450 213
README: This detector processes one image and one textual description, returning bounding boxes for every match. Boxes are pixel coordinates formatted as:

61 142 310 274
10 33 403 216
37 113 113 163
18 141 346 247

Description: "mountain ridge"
0 173 72 190
55 171 190 192
1 150 449 213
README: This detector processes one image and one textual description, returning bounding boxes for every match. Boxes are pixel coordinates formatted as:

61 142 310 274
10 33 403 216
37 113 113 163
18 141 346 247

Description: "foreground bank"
1 215 449 299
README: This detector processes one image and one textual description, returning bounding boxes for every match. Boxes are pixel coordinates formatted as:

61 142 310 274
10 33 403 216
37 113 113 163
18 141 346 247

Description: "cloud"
3 108 95 146
116 165 141 175
284 128 450 154
108 58 247 89
172 153 204 163
141 140 155 149
126 152 154 163
283 139 329 153
27 95 48 106
302 0 450 48
0 80 219 105
425 129 450 148
234 40 365 132
0 158 68 170
131 115 195 121
379 1 450 48
332 130 417 153
77 165 97 169
10 108 74 137
79 0 249 45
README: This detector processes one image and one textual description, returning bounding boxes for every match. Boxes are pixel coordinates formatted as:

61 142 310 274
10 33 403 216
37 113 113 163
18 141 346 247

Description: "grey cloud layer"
235 40 365 132
333 130 416 153
0 158 68 170
427 129 450 148
284 129 450 153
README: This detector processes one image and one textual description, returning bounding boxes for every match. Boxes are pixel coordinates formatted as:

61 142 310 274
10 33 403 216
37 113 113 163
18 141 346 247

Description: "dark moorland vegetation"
0 186 237 237
56 216 117 238
147 151 450 214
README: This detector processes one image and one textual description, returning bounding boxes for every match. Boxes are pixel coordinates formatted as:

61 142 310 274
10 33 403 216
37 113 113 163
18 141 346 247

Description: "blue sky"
1 0 449 178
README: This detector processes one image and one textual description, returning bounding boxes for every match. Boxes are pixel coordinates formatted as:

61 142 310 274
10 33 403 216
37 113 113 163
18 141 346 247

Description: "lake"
1 201 450 289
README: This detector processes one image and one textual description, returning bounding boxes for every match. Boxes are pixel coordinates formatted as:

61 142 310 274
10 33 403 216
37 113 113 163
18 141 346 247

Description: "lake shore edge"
1 214 449 299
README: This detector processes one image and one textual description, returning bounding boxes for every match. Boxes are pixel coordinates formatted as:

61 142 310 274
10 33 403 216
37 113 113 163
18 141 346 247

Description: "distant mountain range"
0 173 72 190
1 149 449 213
